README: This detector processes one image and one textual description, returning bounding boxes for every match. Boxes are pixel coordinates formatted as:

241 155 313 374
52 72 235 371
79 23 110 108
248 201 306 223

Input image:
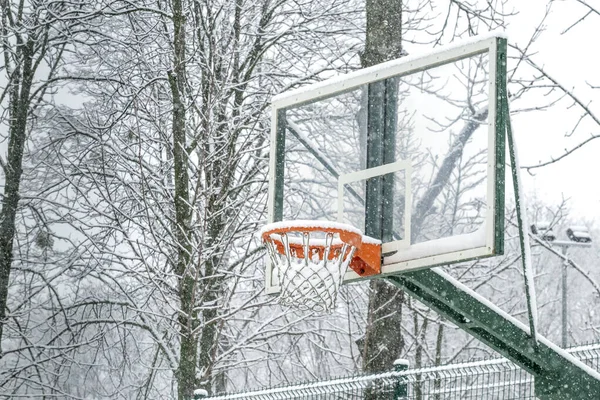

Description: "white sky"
505 1 600 221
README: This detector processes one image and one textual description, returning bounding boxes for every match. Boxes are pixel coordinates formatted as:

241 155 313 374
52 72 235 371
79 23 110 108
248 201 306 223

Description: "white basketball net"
264 231 356 313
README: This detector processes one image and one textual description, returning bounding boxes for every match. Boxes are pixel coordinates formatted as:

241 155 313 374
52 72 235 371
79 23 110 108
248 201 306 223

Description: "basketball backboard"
266 33 507 294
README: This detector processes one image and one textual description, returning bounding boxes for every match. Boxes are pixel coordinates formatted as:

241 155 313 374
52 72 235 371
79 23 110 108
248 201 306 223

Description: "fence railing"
198 343 600 399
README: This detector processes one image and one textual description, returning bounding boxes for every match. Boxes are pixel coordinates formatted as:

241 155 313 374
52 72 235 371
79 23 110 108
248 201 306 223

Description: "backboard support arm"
386 268 600 399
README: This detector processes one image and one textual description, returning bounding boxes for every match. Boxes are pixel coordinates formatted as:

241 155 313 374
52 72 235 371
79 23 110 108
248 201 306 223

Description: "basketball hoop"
261 220 381 312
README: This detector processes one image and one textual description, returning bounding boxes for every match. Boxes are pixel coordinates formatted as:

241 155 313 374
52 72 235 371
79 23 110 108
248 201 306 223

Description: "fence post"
394 359 409 399
194 389 208 399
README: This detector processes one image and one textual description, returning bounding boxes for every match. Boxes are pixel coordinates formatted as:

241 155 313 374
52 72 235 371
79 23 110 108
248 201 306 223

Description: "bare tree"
0 0 79 347
21 0 365 397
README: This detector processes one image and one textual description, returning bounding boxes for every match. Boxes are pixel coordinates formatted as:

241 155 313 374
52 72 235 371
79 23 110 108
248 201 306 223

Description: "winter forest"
1 0 600 398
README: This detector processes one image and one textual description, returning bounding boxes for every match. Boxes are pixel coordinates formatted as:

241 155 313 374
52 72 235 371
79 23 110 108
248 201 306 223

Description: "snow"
197 350 537 400
569 225 589 232
199 333 600 400
384 228 486 264
286 119 339 178
571 230 591 239
536 221 551 230
393 358 410 367
271 233 380 247
261 218 380 252
194 389 208 396
361 235 382 245
261 219 362 237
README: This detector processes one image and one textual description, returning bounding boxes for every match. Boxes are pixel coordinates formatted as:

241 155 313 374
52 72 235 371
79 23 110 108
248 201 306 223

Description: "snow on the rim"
260 220 382 250
260 219 362 236
271 234 382 247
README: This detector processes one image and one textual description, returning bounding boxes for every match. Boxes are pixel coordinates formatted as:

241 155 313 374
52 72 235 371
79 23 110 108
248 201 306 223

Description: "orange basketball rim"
261 220 381 277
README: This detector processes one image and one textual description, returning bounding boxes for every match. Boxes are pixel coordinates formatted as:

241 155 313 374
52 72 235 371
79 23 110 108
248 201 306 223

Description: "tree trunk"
361 0 405 381
0 34 36 348
169 1 197 398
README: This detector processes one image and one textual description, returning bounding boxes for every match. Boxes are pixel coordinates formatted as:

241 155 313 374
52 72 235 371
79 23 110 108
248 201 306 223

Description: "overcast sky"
505 1 600 223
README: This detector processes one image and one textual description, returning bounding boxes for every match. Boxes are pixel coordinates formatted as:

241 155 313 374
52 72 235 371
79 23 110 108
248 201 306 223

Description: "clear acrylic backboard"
266 34 507 294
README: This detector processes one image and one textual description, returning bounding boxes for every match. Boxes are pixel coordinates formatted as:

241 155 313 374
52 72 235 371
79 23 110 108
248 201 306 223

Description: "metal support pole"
562 246 568 348
505 99 538 345
272 110 287 222
364 81 387 239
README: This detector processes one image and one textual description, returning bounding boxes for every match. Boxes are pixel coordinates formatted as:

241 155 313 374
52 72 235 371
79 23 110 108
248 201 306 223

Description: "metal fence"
199 343 600 399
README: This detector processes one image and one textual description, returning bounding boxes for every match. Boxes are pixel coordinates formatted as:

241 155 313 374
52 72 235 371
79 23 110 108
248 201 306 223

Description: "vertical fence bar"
394 359 409 399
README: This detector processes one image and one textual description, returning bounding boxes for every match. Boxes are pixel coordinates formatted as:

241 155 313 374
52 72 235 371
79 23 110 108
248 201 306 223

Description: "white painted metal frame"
337 160 412 251
270 33 503 110
266 33 503 292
